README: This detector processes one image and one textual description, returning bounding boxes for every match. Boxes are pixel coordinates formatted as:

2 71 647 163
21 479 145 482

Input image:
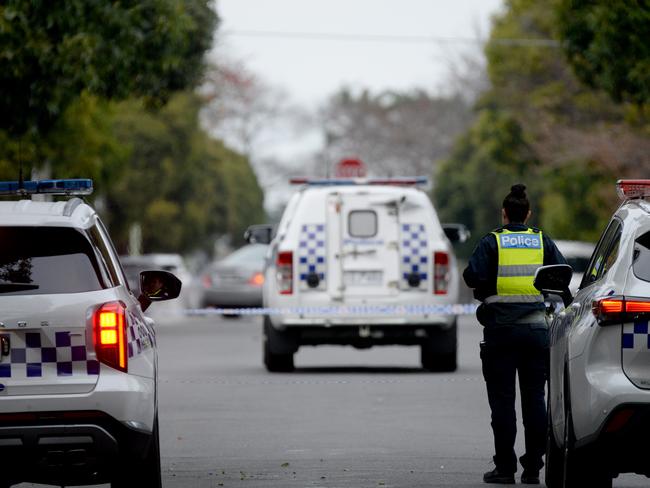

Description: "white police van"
247 177 468 372
536 180 650 487
0 179 181 487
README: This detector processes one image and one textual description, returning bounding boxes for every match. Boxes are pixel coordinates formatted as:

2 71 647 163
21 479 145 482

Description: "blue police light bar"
0 179 94 196
290 177 429 187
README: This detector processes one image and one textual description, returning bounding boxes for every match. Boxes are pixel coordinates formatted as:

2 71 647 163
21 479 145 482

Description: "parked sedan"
200 244 268 309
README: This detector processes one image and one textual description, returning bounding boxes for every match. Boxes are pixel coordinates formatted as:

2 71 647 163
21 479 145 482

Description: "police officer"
463 184 566 485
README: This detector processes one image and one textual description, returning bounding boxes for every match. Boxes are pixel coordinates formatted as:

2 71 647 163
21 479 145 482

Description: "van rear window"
348 210 378 238
0 227 106 295
633 231 650 282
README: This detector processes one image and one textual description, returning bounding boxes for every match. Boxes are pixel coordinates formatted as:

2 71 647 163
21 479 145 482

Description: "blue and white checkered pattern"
0 331 99 379
298 224 327 291
126 313 154 358
622 320 650 350
400 223 429 291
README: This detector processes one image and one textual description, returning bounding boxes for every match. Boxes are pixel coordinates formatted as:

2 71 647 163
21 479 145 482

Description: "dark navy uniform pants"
480 323 549 474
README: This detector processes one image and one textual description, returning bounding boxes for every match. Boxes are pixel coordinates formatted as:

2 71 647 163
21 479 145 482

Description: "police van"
247 177 468 372
0 179 181 487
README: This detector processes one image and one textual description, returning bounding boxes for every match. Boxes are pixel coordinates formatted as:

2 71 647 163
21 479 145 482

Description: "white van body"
262 182 460 371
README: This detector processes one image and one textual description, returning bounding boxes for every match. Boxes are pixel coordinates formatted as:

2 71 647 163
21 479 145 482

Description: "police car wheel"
111 416 162 488
545 395 564 488
562 393 612 488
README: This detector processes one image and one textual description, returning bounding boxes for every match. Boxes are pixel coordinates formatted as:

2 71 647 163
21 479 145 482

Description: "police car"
535 180 650 487
248 177 467 372
0 179 181 487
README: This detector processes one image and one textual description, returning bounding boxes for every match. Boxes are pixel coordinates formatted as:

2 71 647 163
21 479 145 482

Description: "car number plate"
344 270 383 286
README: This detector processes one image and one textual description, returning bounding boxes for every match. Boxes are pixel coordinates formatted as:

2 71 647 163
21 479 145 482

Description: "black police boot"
483 468 515 484
521 470 540 484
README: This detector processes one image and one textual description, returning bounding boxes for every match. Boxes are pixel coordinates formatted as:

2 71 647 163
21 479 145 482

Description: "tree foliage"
104 93 265 254
318 88 472 177
556 0 650 105
0 0 217 137
435 0 641 249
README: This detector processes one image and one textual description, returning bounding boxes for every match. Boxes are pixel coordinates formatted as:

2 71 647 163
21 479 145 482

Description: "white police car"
247 177 468 372
0 179 181 487
536 180 650 487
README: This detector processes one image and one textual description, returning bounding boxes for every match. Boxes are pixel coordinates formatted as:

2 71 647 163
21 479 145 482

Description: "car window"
222 245 268 265
348 210 378 238
581 219 622 288
0 226 106 295
632 231 650 282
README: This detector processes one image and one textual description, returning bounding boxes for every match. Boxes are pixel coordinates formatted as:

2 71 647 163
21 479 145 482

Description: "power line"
220 29 561 47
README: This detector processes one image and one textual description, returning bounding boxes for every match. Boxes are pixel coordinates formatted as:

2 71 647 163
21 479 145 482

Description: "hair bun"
510 183 527 197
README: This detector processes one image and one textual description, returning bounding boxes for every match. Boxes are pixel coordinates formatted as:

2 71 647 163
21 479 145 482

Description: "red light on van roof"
617 180 650 200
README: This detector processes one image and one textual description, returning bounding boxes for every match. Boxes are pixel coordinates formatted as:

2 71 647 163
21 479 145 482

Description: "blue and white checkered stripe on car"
126 312 154 358
298 224 327 291
400 223 429 291
622 320 650 349
0 331 99 378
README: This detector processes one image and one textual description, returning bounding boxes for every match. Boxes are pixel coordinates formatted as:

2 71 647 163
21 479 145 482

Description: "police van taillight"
93 301 128 372
276 251 293 295
592 296 650 324
434 252 450 295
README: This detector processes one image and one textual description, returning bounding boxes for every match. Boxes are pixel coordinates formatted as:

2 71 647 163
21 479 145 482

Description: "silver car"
200 244 268 309
538 180 650 487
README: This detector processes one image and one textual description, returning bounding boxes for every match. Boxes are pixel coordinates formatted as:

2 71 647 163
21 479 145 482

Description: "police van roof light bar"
289 177 429 187
0 179 93 196
617 179 650 200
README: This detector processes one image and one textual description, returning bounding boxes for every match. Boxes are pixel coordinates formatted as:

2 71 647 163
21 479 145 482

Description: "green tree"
556 0 650 105
0 0 217 137
104 92 265 254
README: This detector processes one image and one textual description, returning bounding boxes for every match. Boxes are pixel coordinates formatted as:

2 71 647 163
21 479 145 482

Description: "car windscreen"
221 245 268 266
0 226 106 295
633 231 650 282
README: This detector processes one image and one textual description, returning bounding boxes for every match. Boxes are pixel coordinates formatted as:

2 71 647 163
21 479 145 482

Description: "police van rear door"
327 190 401 299
0 226 105 396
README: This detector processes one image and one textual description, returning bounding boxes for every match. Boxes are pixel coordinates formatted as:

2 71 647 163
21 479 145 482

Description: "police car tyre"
263 317 296 372
545 394 564 488
420 323 457 372
561 391 611 488
112 415 162 488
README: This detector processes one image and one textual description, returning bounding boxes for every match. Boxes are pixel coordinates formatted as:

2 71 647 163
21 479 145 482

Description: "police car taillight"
276 251 293 295
93 301 128 372
616 180 650 200
434 252 450 295
592 296 650 324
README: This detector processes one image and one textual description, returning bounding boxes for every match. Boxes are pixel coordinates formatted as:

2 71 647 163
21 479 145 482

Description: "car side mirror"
244 224 275 245
138 270 182 312
442 223 470 244
534 264 574 307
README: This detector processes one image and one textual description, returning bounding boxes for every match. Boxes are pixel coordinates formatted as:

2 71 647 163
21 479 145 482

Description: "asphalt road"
21 313 647 488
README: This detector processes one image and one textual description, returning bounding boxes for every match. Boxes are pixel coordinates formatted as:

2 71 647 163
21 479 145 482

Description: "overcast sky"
209 0 505 210
213 0 504 107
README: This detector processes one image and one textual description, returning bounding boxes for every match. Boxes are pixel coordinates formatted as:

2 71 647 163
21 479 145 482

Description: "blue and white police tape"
185 303 478 317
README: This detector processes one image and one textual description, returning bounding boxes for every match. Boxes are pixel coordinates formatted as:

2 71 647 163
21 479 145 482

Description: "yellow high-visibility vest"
485 228 544 304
